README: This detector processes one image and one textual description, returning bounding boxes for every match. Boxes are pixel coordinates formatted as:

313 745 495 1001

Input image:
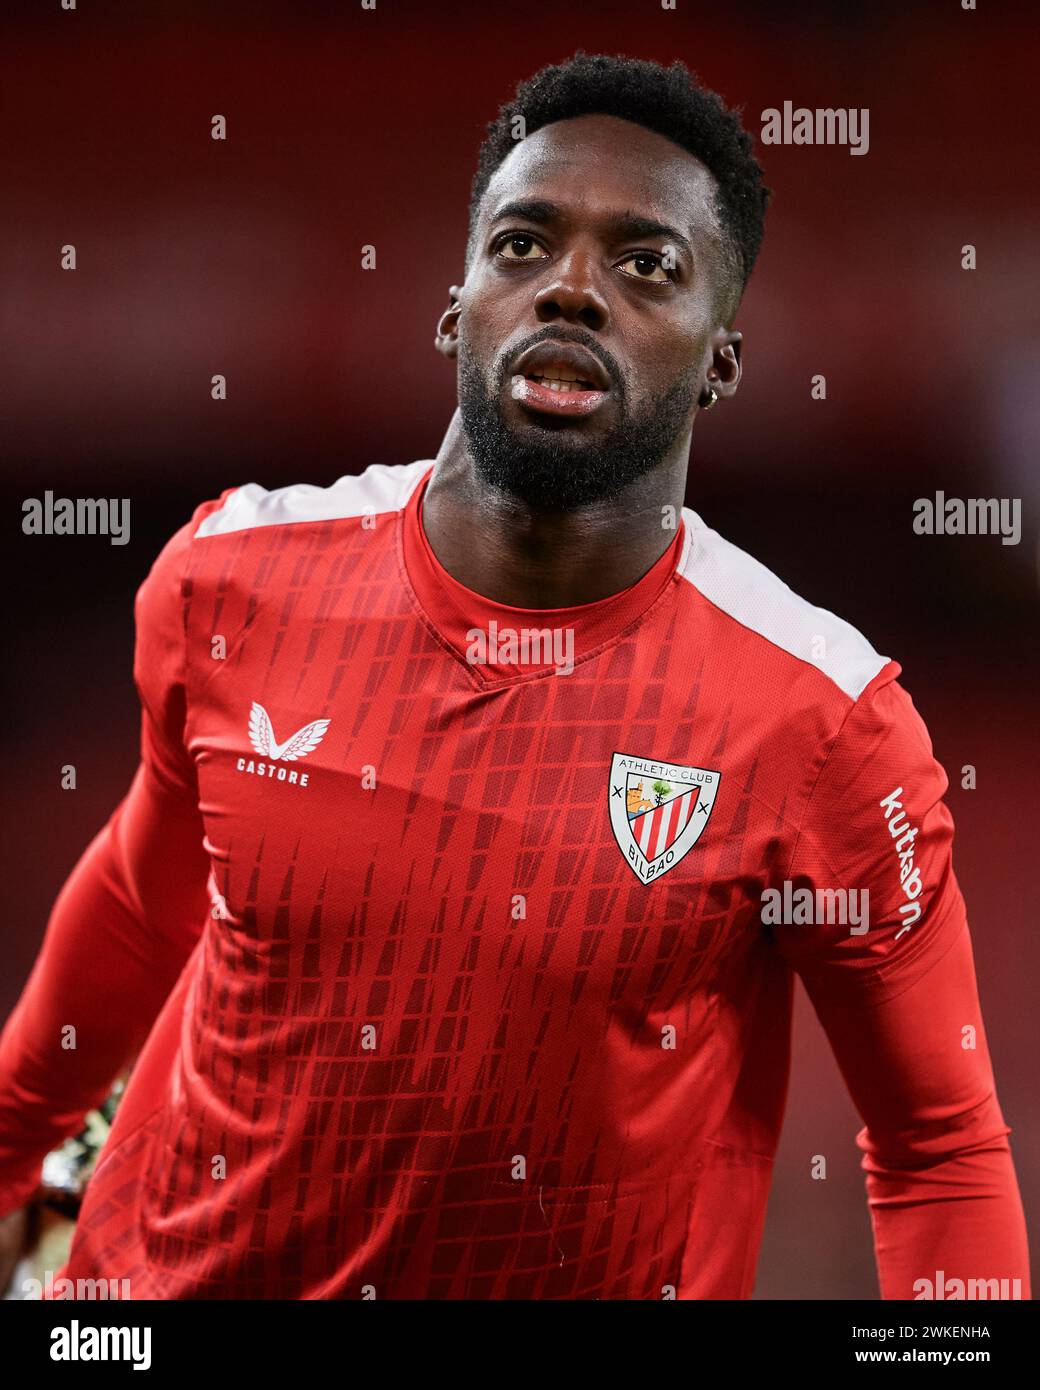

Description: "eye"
617 252 672 283
495 233 549 263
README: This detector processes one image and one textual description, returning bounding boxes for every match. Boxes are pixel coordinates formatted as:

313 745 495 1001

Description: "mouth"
511 372 609 417
507 344 612 419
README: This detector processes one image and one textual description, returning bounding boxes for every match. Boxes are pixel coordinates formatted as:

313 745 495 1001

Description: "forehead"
479 113 723 246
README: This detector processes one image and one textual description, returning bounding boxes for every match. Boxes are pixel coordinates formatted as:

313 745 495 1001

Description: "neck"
420 409 690 609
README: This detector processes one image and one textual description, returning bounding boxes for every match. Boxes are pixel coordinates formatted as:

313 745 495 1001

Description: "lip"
508 340 612 418
509 375 610 417
510 341 611 392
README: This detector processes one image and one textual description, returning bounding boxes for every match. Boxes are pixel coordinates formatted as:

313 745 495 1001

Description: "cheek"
456 320 492 380
628 329 704 402
459 291 512 368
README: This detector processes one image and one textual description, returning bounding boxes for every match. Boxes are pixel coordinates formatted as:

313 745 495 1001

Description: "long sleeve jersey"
0 459 1029 1299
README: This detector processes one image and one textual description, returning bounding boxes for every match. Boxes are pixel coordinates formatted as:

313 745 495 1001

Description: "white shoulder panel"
678 508 890 700
194 459 433 538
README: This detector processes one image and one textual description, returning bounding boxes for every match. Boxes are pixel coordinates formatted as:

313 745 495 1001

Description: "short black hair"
466 51 771 323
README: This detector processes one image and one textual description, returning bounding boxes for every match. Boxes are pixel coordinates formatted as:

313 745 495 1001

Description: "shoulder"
190 459 432 539
677 506 892 703
135 459 432 641
137 459 430 608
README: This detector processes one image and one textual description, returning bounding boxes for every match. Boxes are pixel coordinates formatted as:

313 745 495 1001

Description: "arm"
776 674 1030 1300
0 511 213 1221
803 916 1029 1299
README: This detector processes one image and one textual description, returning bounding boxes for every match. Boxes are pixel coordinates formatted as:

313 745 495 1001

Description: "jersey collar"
399 464 686 687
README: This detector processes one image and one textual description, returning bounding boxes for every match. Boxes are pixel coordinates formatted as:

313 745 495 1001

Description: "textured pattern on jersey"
2 462 1024 1300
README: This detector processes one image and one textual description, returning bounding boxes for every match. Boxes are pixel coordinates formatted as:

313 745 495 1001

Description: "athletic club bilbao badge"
609 753 721 884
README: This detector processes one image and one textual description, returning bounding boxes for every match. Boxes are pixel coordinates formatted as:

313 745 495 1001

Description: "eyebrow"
488 199 694 262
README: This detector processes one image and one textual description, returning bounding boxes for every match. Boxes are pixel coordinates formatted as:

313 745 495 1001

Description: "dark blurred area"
2 0 1037 1298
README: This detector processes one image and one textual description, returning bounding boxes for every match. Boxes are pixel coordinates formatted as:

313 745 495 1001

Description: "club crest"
609 752 721 883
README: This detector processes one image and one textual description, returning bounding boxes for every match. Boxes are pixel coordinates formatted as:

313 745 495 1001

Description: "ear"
700 328 742 406
434 284 463 359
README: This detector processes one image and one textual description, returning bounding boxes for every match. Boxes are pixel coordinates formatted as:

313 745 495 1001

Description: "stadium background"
2 0 1036 1298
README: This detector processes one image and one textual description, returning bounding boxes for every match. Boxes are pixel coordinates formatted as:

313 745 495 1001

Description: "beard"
456 334 695 512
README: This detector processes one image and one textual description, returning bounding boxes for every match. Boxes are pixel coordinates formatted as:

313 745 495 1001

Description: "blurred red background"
2 0 1036 1298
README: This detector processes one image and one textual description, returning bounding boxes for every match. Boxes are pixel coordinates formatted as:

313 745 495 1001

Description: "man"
0 52 1029 1299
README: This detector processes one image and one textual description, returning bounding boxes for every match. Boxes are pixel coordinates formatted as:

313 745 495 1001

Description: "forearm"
0 760 209 1218
862 1110 1030 1300
803 918 1030 1301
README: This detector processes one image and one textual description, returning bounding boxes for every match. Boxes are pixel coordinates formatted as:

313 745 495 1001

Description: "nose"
532 246 609 332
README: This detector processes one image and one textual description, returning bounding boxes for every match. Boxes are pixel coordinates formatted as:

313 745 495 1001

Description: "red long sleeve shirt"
0 460 1029 1298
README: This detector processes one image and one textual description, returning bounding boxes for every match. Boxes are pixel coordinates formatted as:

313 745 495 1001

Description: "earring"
700 384 719 410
